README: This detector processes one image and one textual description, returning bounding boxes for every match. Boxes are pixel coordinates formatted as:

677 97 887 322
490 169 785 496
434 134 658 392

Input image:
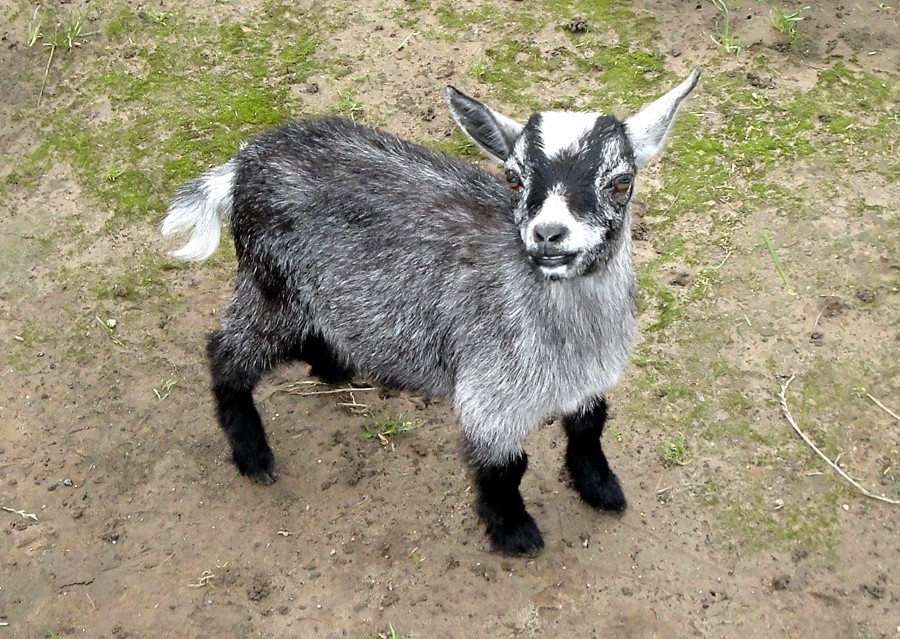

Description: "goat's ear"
624 67 701 168
445 86 523 163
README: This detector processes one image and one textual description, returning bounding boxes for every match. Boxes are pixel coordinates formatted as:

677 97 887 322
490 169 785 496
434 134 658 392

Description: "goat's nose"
533 222 569 246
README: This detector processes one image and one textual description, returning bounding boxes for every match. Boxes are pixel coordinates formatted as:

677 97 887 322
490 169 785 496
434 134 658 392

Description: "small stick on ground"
397 31 419 51
866 393 900 423
2 506 38 521
188 570 215 588
291 386 377 397
37 43 56 107
779 375 899 505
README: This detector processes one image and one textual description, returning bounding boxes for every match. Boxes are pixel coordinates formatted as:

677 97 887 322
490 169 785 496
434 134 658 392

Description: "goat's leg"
207 328 280 484
470 451 544 555
206 278 302 485
563 397 626 511
290 332 354 384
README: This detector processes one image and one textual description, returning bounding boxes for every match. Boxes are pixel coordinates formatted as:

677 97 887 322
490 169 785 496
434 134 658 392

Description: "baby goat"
162 69 700 554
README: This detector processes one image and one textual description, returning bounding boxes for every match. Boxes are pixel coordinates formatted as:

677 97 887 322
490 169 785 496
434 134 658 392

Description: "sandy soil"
1 0 897 637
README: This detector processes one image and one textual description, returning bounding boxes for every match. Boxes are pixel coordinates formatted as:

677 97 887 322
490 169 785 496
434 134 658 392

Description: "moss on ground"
10 1 329 233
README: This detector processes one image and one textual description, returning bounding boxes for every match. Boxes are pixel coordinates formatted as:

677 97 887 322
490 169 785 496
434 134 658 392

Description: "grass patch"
362 413 417 444
427 129 479 158
661 432 691 467
11 2 330 236
719 491 839 556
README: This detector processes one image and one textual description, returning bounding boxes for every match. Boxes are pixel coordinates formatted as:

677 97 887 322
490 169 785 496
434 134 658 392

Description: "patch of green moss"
464 1 669 112
655 63 898 241
427 129 479 158
719 491 839 557
8 323 52 372
434 3 493 31
479 37 555 108
15 2 330 235
637 265 682 333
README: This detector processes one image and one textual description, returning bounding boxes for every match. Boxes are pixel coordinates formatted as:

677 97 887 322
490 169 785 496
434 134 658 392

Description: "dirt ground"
1 0 898 637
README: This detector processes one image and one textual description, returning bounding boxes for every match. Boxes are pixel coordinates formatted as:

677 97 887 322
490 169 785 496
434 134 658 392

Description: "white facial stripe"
537 112 600 158
524 188 590 252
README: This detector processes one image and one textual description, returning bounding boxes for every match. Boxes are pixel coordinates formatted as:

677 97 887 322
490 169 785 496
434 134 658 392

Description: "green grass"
362 413 417 443
334 89 365 120
11 2 328 235
770 5 809 42
710 0 742 53
661 432 691 467
427 129 479 158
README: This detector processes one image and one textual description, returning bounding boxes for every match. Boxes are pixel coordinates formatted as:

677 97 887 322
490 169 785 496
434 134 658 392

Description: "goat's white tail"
160 159 237 261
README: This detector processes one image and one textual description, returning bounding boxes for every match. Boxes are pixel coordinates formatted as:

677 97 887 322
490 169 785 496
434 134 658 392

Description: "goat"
161 69 700 554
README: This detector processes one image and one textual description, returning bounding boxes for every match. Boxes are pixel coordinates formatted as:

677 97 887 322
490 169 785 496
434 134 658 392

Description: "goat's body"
163 72 698 554
182 118 636 464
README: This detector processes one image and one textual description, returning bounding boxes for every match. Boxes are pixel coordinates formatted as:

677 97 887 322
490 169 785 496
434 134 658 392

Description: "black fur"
290 332 355 384
472 453 544 555
563 397 626 511
207 330 276 484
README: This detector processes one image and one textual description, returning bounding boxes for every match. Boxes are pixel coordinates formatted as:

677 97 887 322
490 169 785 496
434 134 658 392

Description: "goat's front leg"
563 397 626 512
468 450 544 555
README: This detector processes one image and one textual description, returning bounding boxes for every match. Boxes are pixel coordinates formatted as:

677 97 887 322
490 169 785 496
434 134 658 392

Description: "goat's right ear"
445 86 523 163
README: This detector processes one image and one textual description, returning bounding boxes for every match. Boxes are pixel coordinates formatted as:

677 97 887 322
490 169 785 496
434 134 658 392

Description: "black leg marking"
472 453 544 555
208 330 276 484
291 333 354 384
563 398 626 512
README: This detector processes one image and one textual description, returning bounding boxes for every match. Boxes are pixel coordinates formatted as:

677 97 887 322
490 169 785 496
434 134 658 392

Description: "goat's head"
446 68 700 280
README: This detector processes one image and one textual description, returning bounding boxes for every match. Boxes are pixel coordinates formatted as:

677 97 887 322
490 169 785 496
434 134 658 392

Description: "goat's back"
228 118 528 394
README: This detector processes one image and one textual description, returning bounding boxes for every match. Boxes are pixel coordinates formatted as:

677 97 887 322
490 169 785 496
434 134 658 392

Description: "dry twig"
188 570 215 588
866 393 900 423
779 375 899 505
2 506 38 521
397 31 419 51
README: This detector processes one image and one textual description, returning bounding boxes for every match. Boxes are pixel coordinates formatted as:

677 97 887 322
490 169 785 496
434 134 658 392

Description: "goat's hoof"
486 514 545 556
234 449 277 485
577 472 627 512
245 468 277 485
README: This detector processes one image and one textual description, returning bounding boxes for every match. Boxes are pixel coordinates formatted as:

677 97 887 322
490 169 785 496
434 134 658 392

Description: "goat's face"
446 68 701 280
504 113 636 279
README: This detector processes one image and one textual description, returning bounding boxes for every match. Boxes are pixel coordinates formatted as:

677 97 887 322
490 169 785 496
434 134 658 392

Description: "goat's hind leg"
290 332 354 385
563 397 626 511
207 282 299 484
207 327 280 484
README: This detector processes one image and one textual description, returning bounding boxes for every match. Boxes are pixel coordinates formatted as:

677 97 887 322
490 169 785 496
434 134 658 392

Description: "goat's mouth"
530 253 577 269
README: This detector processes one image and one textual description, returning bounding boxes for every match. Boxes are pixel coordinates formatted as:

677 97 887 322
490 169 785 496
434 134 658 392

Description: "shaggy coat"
162 69 700 554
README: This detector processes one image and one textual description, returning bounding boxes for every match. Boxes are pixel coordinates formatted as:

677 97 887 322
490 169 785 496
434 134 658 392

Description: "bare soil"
1 1 897 638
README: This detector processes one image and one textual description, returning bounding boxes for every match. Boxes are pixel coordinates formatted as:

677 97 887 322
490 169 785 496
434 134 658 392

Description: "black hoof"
233 446 276 485
575 471 627 512
482 509 545 555
244 468 277 485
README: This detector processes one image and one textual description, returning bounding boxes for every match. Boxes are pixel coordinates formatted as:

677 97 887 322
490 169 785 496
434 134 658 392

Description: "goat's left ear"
625 67 701 168
445 86 524 163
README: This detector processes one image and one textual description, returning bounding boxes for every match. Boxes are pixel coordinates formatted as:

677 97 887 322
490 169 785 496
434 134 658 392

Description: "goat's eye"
505 169 522 189
611 174 633 193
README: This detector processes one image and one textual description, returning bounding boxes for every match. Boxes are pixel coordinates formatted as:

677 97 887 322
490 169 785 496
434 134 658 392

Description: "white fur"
161 160 236 261
455 230 636 464
537 112 600 158
625 68 701 167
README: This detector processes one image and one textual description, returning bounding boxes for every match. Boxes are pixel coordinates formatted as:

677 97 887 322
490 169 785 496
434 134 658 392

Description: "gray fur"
161 71 699 547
